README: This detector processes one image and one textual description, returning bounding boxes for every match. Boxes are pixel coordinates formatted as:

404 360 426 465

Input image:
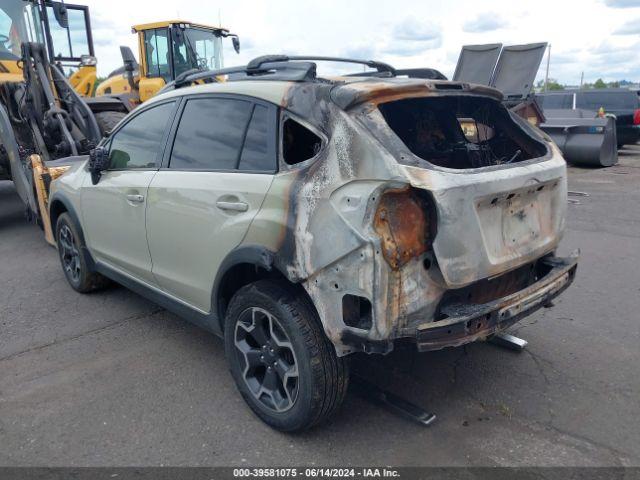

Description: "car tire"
95 111 127 137
56 213 110 293
224 279 349 432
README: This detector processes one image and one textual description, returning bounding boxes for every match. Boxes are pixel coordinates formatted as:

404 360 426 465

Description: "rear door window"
108 102 175 169
282 118 322 165
238 104 277 172
169 97 253 170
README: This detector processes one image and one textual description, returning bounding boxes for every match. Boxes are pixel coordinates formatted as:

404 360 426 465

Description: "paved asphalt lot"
1 147 639 467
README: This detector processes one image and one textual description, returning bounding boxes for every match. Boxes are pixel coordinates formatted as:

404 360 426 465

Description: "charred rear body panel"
238 78 576 356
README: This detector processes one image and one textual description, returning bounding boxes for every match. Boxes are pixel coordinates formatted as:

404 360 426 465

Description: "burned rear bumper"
415 252 579 352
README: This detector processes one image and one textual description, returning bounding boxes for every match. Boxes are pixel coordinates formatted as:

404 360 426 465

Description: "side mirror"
120 46 138 90
232 36 240 54
120 46 138 71
89 146 109 185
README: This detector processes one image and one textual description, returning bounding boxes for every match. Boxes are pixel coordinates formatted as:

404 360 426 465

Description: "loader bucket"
540 110 618 167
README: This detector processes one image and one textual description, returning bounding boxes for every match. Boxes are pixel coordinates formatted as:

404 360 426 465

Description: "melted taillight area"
633 109 640 126
373 187 436 269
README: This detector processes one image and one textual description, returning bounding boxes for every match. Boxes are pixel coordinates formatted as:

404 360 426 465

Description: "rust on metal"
373 187 432 270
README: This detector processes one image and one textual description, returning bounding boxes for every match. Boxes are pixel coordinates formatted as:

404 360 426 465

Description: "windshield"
175 27 223 75
0 0 44 60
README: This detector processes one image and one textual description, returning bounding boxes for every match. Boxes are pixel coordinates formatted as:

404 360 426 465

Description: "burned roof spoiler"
330 81 504 110
345 68 447 80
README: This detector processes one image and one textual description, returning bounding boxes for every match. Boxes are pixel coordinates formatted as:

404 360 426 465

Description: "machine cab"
103 20 240 103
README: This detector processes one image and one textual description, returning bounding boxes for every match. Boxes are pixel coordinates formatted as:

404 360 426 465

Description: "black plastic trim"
212 245 277 322
48 191 95 271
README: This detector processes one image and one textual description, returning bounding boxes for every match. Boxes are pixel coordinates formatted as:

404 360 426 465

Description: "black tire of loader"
94 111 127 137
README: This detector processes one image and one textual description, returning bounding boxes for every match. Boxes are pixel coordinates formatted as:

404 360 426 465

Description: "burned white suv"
48 56 578 431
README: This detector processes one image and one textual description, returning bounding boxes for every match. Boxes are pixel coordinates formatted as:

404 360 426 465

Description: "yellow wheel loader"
0 0 130 241
96 20 240 105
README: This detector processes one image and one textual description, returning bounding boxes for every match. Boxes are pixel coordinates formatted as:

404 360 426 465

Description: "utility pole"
544 44 551 92
580 71 584 89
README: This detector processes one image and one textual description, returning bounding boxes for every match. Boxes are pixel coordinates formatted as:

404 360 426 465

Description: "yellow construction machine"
0 0 130 238
96 20 240 105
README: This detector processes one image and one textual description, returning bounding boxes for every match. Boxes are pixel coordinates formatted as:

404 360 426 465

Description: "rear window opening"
378 96 546 169
283 118 322 165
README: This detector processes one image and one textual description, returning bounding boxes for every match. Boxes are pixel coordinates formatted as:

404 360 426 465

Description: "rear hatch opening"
378 96 547 169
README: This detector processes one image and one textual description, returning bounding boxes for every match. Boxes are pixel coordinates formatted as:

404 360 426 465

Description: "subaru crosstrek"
48 56 578 431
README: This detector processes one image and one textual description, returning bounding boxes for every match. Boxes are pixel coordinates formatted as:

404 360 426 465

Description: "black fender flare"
211 245 284 325
48 191 96 270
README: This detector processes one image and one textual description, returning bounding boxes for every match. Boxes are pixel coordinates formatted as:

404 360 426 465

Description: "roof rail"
161 54 399 92
246 55 396 74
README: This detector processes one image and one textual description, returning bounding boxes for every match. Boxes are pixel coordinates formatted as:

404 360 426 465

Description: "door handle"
126 194 145 203
216 200 249 212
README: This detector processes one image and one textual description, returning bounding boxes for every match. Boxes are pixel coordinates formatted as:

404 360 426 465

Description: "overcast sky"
84 0 640 85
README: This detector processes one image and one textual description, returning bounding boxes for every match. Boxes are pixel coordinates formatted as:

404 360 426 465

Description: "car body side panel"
48 158 90 230
80 170 159 285
146 171 273 312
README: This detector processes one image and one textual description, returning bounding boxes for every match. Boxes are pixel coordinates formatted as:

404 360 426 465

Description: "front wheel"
56 213 110 293
224 280 349 432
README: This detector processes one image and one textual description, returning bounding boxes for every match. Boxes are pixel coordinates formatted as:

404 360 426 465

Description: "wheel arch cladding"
49 193 95 270
213 245 314 331
49 198 69 236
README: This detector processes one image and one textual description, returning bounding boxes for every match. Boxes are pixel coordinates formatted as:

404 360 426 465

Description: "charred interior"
282 118 322 165
379 96 546 169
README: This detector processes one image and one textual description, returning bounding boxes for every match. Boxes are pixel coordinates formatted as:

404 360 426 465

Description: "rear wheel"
95 111 126 136
56 213 110 293
224 280 349 432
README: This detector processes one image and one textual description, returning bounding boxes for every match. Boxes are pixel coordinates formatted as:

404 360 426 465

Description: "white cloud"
614 18 640 34
604 0 640 7
392 18 442 45
77 0 640 85
463 13 508 33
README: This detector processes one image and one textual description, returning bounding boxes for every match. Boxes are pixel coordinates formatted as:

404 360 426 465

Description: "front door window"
108 101 176 169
